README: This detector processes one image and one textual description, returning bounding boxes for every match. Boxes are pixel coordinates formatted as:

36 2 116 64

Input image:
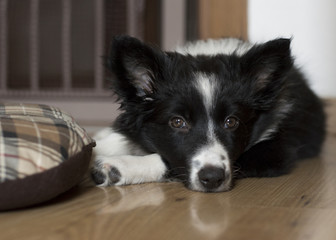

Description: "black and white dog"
91 36 325 192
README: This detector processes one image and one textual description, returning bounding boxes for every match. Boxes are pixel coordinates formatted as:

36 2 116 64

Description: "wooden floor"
1 99 336 240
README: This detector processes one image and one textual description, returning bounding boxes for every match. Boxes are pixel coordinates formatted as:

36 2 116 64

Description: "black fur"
107 35 326 186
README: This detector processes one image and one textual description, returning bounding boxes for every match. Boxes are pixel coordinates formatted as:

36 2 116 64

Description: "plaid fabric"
0 103 94 182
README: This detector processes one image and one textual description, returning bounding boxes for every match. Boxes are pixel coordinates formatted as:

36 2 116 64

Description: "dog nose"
198 166 226 190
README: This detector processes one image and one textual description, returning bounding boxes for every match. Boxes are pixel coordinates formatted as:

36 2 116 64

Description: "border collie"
91 36 325 192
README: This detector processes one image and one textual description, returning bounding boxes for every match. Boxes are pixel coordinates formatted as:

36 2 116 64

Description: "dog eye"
224 116 239 130
169 117 189 131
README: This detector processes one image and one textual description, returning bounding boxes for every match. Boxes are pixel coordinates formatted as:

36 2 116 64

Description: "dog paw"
108 166 122 183
91 168 106 185
90 154 166 187
91 163 122 186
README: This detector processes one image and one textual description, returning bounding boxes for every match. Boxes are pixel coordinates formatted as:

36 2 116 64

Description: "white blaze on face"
194 73 217 138
195 73 216 113
191 73 232 192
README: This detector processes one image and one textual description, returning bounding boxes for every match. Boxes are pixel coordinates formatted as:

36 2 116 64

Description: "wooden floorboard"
1 99 335 240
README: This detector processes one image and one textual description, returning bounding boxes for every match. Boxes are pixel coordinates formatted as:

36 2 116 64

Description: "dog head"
107 36 293 192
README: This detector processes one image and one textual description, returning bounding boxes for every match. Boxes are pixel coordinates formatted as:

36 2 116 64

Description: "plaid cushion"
0 103 94 182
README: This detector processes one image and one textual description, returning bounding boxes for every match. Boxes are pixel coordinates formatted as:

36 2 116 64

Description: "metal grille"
0 0 122 98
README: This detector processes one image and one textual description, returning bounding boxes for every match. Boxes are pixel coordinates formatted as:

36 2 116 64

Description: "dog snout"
197 166 227 190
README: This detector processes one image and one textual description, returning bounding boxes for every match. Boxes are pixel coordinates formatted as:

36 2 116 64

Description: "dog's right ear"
107 35 166 102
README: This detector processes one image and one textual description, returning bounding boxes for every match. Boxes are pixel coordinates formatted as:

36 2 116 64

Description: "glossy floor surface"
1 99 335 240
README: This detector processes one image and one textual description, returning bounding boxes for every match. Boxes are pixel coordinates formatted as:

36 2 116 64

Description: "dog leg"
234 138 295 178
91 154 167 186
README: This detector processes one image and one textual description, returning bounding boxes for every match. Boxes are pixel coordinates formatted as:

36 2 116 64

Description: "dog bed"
0 103 95 211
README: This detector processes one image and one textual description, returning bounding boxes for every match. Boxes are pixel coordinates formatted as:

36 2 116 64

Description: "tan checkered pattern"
0 103 94 182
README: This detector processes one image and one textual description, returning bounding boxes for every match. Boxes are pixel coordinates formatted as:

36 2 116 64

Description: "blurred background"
0 0 335 128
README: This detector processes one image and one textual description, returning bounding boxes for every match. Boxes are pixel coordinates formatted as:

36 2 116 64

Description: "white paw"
91 154 167 187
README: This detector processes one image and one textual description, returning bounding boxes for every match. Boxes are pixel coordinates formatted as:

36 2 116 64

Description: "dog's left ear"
241 38 293 94
107 35 167 101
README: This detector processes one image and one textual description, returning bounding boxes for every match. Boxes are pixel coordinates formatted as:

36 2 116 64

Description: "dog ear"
107 35 166 101
241 38 293 91
240 38 293 108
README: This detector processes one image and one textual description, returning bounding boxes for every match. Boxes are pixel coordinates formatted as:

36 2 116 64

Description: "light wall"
248 0 336 97
161 0 186 51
